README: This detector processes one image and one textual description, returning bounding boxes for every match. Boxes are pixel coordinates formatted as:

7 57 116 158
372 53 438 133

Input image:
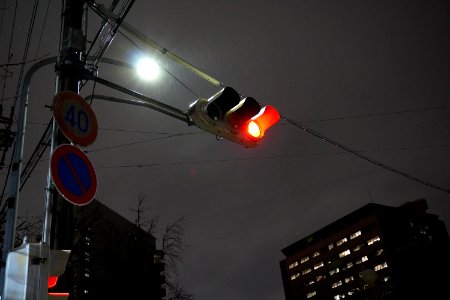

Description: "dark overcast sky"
1 1 450 299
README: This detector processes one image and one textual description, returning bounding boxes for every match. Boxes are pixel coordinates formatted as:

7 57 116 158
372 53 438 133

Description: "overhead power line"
0 54 51 68
185 149 450 226
282 115 450 194
301 105 450 123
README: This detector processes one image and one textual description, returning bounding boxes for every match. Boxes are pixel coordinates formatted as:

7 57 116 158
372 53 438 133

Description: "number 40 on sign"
53 91 98 147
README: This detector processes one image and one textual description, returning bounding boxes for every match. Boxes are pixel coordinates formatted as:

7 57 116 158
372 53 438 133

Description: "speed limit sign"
53 91 98 146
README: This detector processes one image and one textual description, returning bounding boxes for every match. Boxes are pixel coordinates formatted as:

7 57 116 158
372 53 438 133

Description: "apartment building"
280 199 450 299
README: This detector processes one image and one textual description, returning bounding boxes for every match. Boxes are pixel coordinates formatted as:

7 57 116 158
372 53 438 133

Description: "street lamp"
136 57 160 81
0 4 281 297
0 55 182 298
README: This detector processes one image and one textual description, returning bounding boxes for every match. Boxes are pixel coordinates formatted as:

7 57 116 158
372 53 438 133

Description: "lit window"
305 280 314 286
316 275 326 282
301 256 310 264
332 280 342 288
302 268 312 275
345 276 354 283
356 256 368 264
339 250 351 258
312 251 320 257
328 243 334 250
314 262 324 270
290 273 300 280
329 268 340 276
307 291 316 298
374 262 388 271
350 231 361 239
336 238 348 246
383 276 390 282
375 249 384 256
288 261 299 269
367 236 380 245
346 262 353 269
353 244 363 252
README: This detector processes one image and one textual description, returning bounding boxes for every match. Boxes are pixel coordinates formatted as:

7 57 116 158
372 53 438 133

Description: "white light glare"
136 58 160 80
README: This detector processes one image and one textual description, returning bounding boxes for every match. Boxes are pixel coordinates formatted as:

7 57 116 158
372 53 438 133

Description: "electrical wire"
117 29 200 99
184 148 450 225
15 142 450 173
27 121 193 135
0 0 40 203
300 105 450 124
11 0 40 116
85 146 450 170
87 133 199 153
85 0 134 68
34 0 52 59
0 0 8 41
282 114 450 194
0 0 19 106
87 3 201 99
0 54 51 68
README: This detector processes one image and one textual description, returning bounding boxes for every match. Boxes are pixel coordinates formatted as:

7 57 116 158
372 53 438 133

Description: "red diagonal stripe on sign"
63 154 87 194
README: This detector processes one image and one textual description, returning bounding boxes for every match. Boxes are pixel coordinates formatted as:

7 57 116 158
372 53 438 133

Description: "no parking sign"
50 144 97 206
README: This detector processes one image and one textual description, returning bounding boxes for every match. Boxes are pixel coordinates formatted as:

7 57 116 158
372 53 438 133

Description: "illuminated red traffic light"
188 86 280 147
244 105 280 140
48 276 59 288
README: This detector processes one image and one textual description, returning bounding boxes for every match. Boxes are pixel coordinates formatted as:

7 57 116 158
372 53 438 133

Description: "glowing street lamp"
136 57 160 80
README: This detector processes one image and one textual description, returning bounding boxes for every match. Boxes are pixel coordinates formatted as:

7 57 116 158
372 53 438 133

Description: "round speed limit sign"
53 91 98 146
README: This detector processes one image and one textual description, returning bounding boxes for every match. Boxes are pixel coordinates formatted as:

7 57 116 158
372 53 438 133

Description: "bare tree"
133 193 194 300
0 211 43 251
132 192 159 234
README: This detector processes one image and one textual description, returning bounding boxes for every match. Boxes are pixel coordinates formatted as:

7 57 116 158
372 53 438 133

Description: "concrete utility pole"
47 0 86 251
0 1 86 298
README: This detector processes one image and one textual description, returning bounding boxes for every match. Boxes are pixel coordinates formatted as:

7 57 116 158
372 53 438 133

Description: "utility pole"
0 1 86 298
46 0 86 250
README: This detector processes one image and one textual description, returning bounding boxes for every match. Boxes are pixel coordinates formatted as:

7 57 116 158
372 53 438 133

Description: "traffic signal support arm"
90 2 223 87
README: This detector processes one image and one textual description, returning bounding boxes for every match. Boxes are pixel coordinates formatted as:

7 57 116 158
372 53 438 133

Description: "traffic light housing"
188 87 280 147
48 249 71 299
2 243 70 299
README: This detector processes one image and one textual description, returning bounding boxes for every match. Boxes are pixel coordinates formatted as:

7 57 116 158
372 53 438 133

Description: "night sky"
1 1 449 299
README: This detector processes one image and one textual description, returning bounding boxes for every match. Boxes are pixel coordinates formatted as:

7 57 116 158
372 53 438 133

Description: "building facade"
280 199 450 299
49 200 165 299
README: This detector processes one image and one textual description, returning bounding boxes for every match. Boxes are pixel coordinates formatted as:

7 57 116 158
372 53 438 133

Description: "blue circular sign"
50 144 97 206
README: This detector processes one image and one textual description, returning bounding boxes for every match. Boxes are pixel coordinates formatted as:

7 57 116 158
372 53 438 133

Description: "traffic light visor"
245 105 280 139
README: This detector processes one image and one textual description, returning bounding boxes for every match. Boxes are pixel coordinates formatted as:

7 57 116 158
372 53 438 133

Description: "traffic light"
48 249 71 299
188 87 280 147
2 243 70 299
